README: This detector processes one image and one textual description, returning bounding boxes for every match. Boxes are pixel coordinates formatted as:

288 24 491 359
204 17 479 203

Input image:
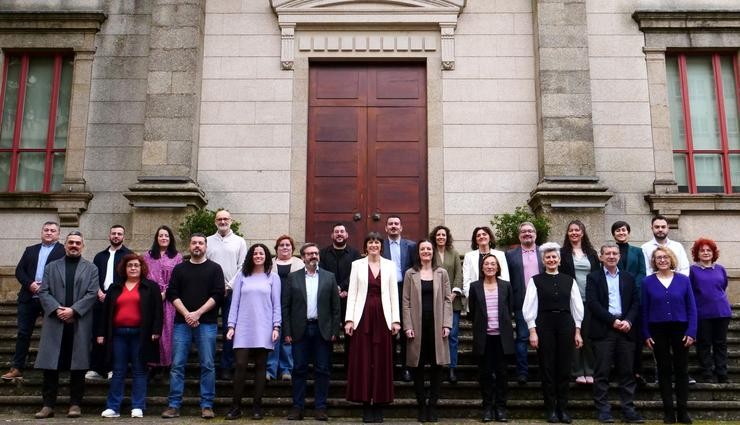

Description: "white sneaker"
86 371 105 381
107 371 113 379
131 408 143 418
101 409 120 418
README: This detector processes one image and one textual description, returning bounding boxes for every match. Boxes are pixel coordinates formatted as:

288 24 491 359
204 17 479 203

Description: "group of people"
3 212 732 425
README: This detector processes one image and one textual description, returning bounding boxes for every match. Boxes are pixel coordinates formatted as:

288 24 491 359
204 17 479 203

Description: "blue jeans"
514 310 529 378
12 299 42 369
291 322 332 410
168 323 217 409
220 291 234 371
107 327 147 411
448 310 461 369
266 328 293 378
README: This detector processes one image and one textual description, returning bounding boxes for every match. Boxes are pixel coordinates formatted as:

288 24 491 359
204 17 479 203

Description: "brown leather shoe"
67 405 81 418
34 406 54 419
161 407 180 419
1 368 22 381
315 409 329 421
201 407 215 419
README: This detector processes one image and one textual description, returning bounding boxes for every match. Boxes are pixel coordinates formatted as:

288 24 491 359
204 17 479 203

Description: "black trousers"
42 323 85 407
650 321 690 416
632 319 645 376
536 312 574 412
479 334 508 410
696 317 730 378
592 331 637 415
413 311 441 405
90 301 107 374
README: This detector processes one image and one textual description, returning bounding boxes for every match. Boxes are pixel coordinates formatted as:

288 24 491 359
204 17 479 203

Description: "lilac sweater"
641 273 698 339
689 264 731 320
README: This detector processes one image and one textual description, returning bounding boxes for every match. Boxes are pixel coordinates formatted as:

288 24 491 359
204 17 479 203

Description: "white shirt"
641 237 690 276
206 230 247 290
305 269 319 320
103 247 117 291
522 273 584 329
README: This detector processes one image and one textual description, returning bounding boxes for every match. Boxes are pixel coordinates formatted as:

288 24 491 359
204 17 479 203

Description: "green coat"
437 247 464 311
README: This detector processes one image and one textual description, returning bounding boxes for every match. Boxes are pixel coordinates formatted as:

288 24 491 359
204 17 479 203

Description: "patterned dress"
143 250 182 366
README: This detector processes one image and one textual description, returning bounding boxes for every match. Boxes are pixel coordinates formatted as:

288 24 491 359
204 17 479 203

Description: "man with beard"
162 233 225 419
641 215 690 276
34 231 99 419
319 223 361 365
88 225 132 381
206 209 247 381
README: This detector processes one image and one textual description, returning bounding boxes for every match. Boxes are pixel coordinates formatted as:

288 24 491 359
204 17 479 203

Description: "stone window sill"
0 192 93 227
644 193 740 228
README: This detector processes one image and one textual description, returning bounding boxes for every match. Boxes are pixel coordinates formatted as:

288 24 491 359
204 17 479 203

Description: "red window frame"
670 53 740 194
0 52 70 193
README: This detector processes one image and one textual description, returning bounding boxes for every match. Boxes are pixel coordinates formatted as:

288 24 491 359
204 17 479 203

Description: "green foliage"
491 206 551 247
178 207 243 243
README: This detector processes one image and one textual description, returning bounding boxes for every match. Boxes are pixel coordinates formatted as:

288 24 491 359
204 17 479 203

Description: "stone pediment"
271 0 465 17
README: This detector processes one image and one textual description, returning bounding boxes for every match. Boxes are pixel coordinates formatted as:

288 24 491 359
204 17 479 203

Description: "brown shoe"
161 407 180 419
315 409 329 421
67 405 81 418
34 406 54 419
201 407 215 419
1 368 22 381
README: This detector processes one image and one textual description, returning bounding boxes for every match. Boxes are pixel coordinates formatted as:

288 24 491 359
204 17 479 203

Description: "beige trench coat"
402 267 452 367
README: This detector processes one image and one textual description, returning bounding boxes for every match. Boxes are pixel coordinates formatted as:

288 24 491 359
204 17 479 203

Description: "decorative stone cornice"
645 193 740 229
271 0 465 70
123 177 207 209
528 177 613 213
0 192 93 227
633 10 740 32
0 11 106 32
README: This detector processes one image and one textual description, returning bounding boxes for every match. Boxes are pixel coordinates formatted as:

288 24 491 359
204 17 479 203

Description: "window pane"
0 152 9 191
694 153 724 193
731 154 740 193
50 152 65 191
15 151 45 191
673 153 689 193
720 56 739 150
54 58 73 149
0 56 21 149
666 57 687 150
686 56 721 150
20 56 54 149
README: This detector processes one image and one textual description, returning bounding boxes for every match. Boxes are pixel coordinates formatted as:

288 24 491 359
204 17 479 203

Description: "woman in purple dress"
225 243 281 420
142 225 182 379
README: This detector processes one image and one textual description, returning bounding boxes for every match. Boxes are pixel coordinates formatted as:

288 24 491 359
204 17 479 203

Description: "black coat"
585 269 639 341
505 246 544 310
92 246 133 291
558 249 600 280
468 278 515 356
15 242 65 303
96 278 163 366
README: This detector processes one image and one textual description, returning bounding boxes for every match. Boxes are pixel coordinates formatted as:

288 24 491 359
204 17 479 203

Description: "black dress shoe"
482 407 494 422
547 411 559 423
427 404 438 422
635 374 647 388
597 412 615 423
225 407 242 420
663 413 677 424
286 406 303 420
623 412 645 423
516 375 527 385
558 410 572 424
448 368 458 384
402 369 412 382
417 404 426 422
494 408 508 422
677 412 692 424
252 405 263 420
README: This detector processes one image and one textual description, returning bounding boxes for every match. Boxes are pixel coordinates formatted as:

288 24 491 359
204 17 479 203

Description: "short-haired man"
89 225 132 381
206 209 247 381
505 221 544 385
2 222 65 381
162 233 225 419
641 216 690 276
34 232 99 419
586 243 644 424
381 215 416 382
284 243 341 421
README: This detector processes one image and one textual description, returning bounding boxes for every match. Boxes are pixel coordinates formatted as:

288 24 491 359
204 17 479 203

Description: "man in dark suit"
381 215 416 382
586 243 644 424
505 221 544 385
283 243 341 421
2 221 65 381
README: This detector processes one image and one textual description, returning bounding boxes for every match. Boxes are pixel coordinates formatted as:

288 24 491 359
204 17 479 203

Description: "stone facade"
0 0 738 301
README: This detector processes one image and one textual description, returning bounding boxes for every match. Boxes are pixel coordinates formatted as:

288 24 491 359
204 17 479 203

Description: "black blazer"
282 268 341 342
15 242 65 303
468 278 515 356
505 246 544 311
96 278 163 365
559 249 600 280
585 268 639 341
93 246 133 291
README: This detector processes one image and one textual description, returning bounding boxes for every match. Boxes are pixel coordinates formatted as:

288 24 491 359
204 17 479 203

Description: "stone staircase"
0 301 738 421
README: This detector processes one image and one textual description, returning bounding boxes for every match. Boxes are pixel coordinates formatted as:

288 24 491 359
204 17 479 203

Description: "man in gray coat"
34 231 99 419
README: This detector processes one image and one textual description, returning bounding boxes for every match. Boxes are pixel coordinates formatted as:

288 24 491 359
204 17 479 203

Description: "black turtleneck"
64 255 81 306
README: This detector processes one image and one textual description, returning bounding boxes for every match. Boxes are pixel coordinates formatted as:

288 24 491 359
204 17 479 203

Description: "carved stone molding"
271 0 465 70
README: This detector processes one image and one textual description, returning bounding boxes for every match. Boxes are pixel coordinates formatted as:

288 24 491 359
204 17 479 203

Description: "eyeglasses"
655 255 670 261
127 263 141 268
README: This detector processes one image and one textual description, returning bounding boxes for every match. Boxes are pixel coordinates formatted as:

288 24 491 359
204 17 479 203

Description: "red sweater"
114 283 141 327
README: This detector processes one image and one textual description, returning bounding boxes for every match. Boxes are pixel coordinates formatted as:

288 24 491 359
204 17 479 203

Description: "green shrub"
178 207 243 243
491 206 551 247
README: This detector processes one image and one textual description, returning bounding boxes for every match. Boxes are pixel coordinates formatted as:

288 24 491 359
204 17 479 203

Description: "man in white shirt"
640 215 690 276
206 209 247 380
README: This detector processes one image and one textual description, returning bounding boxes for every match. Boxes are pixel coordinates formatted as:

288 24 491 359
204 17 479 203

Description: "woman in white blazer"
463 226 510 301
344 232 401 423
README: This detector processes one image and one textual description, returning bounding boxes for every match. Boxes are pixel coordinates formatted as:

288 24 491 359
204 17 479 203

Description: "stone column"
124 0 207 248
528 0 612 241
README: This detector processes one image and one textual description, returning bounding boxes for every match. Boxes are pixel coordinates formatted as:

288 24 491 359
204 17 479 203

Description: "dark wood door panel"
368 65 426 107
309 64 367 107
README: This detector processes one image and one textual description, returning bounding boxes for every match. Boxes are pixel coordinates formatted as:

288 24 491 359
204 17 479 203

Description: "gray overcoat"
34 257 99 370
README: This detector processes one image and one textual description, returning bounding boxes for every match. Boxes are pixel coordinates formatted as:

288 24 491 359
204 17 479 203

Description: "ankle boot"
416 399 426 422
373 404 384 423
427 400 438 422
362 403 373 423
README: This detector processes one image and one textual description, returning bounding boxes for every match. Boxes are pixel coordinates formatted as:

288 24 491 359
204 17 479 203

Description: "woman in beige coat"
402 240 452 423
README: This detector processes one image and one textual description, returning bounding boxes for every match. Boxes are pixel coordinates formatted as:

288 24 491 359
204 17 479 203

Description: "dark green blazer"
282 268 341 342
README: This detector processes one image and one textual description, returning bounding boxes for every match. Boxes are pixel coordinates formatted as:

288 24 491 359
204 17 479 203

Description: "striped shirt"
485 286 499 335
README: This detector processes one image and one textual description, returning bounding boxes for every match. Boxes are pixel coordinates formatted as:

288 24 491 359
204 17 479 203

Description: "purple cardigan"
641 273 698 339
689 264 731 320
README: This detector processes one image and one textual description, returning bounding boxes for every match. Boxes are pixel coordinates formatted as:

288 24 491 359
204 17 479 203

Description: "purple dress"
228 272 281 349
143 251 182 366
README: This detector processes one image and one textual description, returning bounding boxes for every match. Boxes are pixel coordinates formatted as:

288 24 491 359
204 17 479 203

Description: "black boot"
373 404 384 423
416 399 426 422
252 402 263 420
427 399 438 422
663 408 676 424
447 368 457 384
482 406 494 422
362 404 373 423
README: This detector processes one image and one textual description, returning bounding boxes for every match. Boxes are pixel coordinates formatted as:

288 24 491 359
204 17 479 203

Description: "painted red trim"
677 55 697 193
42 54 62 192
7 55 30 192
712 54 732 194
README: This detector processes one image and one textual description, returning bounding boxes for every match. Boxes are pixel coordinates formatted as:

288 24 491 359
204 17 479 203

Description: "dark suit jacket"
15 242 65 303
382 238 416 282
468 278 515 356
93 245 133 291
585 268 639 341
282 268 341 342
505 246 544 311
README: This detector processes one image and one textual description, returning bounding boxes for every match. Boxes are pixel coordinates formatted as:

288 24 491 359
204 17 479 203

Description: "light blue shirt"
305 269 319 320
604 267 622 316
389 239 402 283
35 243 55 282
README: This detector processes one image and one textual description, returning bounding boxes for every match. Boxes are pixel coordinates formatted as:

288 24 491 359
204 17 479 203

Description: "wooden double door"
306 63 428 251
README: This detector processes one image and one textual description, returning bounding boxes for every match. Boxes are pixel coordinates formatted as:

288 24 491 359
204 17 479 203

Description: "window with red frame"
667 53 740 194
0 53 73 192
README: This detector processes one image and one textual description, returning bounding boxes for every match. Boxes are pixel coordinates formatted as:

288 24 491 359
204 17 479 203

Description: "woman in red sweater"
96 253 163 418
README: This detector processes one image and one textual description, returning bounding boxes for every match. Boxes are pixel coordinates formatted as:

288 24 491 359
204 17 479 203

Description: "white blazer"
462 249 510 298
345 257 400 331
